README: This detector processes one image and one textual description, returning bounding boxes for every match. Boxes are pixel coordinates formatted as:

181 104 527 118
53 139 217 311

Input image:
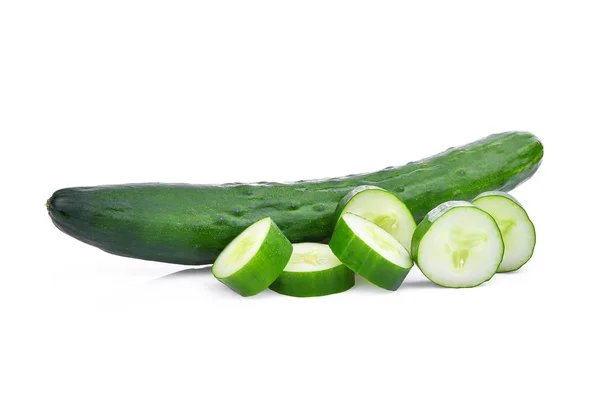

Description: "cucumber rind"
329 213 413 291
472 192 536 273
334 185 416 251
411 202 504 288
269 243 355 297
269 264 355 297
212 217 292 297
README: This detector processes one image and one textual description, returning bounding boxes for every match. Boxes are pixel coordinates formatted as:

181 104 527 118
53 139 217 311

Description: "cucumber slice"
335 185 416 251
411 201 504 288
212 217 292 296
329 213 413 291
472 191 536 272
269 243 355 297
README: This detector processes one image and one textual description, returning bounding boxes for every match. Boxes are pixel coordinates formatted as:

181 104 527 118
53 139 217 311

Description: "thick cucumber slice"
411 201 504 288
335 185 416 251
212 217 292 296
472 191 536 272
329 213 413 291
269 243 355 297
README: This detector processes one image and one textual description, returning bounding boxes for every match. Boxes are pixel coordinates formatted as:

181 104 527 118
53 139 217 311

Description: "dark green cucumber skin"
47 131 543 265
269 265 355 297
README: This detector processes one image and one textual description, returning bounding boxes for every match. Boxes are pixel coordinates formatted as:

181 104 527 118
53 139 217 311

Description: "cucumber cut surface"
269 243 355 297
212 217 292 296
411 201 504 288
472 191 535 272
335 186 416 251
329 213 413 291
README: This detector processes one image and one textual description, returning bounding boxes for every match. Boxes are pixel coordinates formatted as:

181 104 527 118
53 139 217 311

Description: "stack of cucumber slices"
212 186 536 297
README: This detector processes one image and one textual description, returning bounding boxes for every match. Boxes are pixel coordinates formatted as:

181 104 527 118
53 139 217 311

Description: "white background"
1 1 599 399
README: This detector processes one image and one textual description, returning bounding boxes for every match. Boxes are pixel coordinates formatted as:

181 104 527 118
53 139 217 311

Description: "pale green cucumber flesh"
411 202 504 288
472 192 535 272
212 217 292 296
269 243 354 297
335 185 416 251
329 213 413 291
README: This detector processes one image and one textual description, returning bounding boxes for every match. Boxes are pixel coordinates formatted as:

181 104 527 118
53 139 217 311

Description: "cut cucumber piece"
472 191 536 272
212 217 292 296
411 201 504 288
335 185 416 251
329 213 413 291
269 243 355 297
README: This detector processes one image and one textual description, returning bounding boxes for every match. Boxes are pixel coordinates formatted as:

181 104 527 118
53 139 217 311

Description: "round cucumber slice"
269 243 355 297
335 186 416 251
472 191 536 273
411 201 504 288
329 213 413 291
212 217 292 296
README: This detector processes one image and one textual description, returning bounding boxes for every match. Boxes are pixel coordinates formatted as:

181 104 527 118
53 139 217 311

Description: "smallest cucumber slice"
329 213 413 291
472 191 536 272
269 243 355 297
212 217 292 297
335 186 416 251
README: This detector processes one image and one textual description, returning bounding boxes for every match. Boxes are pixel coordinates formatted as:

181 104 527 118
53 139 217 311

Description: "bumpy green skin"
47 131 543 265
269 264 355 297
410 201 504 288
213 219 292 297
329 217 412 291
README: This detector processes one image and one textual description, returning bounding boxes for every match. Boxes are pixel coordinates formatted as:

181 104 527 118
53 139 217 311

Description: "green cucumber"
335 185 415 251
472 191 536 272
411 201 504 288
47 131 543 265
212 217 292 296
329 213 413 291
269 243 355 297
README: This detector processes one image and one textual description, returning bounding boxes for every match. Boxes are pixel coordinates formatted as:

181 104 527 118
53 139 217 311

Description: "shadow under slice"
156 266 213 281
400 279 439 289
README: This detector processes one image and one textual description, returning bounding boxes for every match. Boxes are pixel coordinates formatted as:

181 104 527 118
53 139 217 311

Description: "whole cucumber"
47 131 543 265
